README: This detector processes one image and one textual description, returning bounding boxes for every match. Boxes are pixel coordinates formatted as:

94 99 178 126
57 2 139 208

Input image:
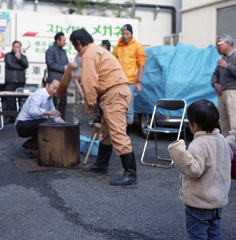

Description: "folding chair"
15 87 37 111
141 99 187 168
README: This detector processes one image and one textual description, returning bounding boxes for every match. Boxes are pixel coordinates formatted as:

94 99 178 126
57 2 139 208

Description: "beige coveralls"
79 43 132 155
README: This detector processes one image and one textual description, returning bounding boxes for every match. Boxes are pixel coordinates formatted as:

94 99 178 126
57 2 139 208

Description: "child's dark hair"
187 99 219 133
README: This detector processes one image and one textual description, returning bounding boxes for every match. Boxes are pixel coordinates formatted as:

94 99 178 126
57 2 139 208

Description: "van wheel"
139 113 153 139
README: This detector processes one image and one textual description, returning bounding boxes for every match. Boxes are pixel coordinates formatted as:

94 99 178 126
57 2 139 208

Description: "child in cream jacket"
168 99 232 240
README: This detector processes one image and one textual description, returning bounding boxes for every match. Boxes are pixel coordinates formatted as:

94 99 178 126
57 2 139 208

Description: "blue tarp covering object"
134 42 220 116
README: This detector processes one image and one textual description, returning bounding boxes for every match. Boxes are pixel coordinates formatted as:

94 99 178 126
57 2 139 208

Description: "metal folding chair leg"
140 132 150 166
140 99 186 169
141 132 174 168
16 97 20 112
153 133 174 168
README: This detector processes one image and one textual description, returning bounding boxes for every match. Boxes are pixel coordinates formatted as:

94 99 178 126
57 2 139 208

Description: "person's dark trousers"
110 151 137 186
84 143 113 173
16 119 48 150
5 82 24 122
53 92 67 121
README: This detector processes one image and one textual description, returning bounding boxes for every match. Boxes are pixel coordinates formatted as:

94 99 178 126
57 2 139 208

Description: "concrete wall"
182 0 221 9
181 0 236 48
181 5 216 48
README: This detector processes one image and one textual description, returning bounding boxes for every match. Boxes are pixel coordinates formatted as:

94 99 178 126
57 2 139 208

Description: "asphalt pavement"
0 109 235 240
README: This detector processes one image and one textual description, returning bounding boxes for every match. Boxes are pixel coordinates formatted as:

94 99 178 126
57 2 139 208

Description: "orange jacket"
79 43 129 111
113 37 146 84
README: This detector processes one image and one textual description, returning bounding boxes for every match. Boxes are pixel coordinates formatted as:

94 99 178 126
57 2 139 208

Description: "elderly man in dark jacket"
4 40 29 124
45 32 68 120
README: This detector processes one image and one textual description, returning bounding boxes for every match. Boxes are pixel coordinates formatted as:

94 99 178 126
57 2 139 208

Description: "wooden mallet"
57 62 83 99
83 123 101 165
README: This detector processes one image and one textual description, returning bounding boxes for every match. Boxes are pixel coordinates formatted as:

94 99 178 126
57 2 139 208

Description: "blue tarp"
134 42 219 116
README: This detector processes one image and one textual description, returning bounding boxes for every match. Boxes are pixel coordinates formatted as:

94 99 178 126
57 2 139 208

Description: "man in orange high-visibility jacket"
113 24 146 134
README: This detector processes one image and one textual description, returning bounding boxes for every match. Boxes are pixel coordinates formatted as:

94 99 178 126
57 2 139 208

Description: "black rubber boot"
84 143 113 174
110 152 137 186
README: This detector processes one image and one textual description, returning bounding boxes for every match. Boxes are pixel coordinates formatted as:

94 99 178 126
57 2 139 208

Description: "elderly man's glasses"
216 41 225 47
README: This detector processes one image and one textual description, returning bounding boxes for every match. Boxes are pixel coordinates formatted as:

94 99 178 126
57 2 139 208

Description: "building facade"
181 0 236 48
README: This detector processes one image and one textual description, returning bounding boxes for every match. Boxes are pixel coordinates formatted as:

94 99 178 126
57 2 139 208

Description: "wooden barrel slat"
38 123 80 167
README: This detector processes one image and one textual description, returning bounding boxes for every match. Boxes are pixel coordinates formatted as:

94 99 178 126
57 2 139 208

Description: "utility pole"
132 0 135 18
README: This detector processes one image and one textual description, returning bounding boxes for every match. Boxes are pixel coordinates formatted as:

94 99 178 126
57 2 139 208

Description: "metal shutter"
217 5 236 45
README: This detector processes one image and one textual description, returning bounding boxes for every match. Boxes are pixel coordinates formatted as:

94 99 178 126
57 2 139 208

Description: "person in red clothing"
113 24 146 134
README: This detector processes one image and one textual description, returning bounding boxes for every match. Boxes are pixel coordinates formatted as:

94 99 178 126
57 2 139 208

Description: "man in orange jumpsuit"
70 29 137 186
